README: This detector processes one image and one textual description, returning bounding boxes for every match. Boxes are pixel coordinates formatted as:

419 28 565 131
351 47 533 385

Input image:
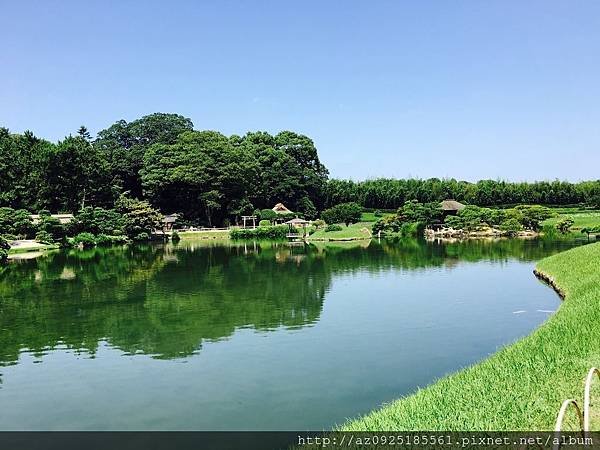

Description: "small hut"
440 200 466 217
163 214 179 232
284 217 310 240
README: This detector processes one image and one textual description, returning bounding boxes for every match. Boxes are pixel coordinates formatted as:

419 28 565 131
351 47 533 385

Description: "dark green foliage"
324 224 343 232
71 207 125 235
36 214 67 242
95 113 194 197
259 209 277 221
1 235 12 265
259 220 271 227
325 178 598 210
297 196 317 220
115 195 162 240
171 231 181 242
512 205 554 231
230 225 290 240
35 230 54 244
71 232 97 248
321 202 362 226
556 217 575 234
0 207 35 237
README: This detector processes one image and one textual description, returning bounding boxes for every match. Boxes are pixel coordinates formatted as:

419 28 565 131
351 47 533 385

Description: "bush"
556 217 574 234
312 219 326 229
71 232 97 248
35 230 54 244
374 210 383 217
500 218 522 237
259 220 271 227
230 225 290 240
95 234 128 246
324 224 343 232
133 232 150 242
0 235 10 264
171 230 181 242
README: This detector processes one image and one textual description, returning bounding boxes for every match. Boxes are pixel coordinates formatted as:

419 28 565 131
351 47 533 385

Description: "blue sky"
1 1 599 181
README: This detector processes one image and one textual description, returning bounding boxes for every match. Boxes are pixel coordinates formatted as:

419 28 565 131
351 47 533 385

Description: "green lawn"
543 209 600 232
178 230 230 239
343 242 600 431
308 222 373 241
360 211 394 222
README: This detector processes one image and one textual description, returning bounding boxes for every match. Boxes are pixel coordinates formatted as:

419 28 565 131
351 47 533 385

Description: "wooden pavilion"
440 200 466 216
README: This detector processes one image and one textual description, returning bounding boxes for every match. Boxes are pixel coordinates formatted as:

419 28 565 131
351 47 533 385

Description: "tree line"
1 112 599 228
325 178 600 210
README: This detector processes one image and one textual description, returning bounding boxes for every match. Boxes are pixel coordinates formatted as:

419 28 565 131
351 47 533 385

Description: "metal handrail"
584 367 600 432
555 399 584 432
554 399 584 450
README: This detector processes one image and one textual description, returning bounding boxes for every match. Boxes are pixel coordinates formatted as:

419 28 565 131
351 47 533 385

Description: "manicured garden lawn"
178 230 230 239
543 209 600 231
360 211 394 222
343 242 600 430
308 222 373 241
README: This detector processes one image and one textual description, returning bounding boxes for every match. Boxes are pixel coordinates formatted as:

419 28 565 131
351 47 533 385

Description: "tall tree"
95 113 193 197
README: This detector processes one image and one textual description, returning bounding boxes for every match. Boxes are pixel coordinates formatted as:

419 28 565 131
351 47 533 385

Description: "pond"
0 238 585 430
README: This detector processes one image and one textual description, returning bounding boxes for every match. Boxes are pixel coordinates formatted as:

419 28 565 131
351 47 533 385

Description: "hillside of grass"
308 222 373 241
343 242 600 430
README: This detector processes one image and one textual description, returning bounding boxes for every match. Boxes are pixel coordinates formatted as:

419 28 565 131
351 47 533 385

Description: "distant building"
163 214 179 231
272 203 293 215
440 200 466 216
30 214 74 225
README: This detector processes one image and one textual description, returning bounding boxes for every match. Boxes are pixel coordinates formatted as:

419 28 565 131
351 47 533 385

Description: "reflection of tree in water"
0 237 584 364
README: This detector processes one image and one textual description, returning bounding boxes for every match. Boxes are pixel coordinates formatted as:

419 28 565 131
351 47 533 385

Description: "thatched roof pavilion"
272 203 293 214
284 218 310 227
440 200 466 215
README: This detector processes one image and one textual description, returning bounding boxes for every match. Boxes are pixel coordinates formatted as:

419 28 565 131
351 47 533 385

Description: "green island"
344 242 600 431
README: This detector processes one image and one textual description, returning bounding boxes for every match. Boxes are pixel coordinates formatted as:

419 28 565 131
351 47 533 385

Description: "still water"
0 238 583 430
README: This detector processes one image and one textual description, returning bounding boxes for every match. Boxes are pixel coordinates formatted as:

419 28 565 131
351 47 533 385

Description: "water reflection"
0 238 584 365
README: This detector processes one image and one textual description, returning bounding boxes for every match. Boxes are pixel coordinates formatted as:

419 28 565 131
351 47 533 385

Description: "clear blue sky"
1 1 599 181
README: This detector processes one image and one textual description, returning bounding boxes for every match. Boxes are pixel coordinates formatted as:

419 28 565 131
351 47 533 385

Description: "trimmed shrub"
96 234 129 246
35 230 54 244
230 225 290 240
324 224 343 232
259 220 271 227
171 230 181 242
72 232 97 248
133 232 150 242
500 218 522 236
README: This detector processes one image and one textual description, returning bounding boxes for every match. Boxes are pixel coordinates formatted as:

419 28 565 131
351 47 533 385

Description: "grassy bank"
543 208 600 232
308 222 372 241
344 242 600 431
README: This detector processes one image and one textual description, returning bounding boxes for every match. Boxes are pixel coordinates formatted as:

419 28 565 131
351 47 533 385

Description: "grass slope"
344 242 600 431
543 208 600 232
308 222 372 241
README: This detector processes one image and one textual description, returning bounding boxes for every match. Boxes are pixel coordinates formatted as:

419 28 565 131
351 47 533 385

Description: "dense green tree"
95 113 193 197
115 194 163 240
42 135 111 212
321 202 362 226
